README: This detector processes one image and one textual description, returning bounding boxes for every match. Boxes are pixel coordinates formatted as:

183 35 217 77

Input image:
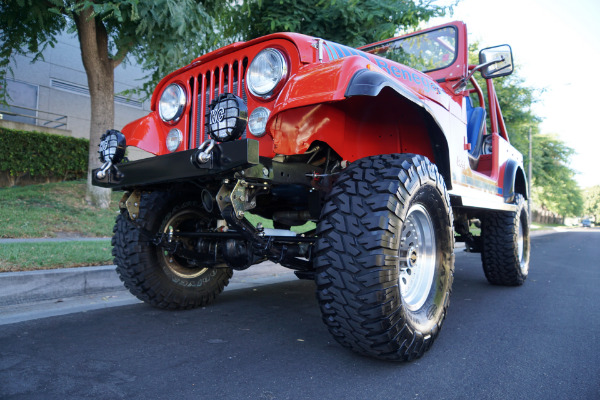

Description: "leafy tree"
223 0 449 46
495 77 584 217
531 134 583 217
468 45 582 218
1 0 224 208
583 185 600 223
490 74 541 158
495 76 583 217
467 44 541 158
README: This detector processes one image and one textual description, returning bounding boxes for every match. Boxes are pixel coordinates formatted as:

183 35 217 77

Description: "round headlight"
159 83 186 122
247 48 288 98
166 128 183 152
248 107 270 137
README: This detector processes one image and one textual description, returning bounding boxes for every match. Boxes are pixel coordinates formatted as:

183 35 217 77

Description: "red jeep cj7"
94 21 530 361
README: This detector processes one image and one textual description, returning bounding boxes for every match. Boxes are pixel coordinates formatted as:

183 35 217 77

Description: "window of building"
0 80 39 125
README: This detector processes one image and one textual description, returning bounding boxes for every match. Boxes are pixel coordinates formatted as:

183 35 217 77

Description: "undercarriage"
99 138 347 282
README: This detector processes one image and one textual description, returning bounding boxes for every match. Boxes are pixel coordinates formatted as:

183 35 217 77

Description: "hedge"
0 127 88 182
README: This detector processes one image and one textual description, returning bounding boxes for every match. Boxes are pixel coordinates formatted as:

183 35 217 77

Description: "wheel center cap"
408 247 418 268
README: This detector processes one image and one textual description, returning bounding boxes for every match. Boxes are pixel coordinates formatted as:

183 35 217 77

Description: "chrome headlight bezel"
158 83 187 123
247 48 288 99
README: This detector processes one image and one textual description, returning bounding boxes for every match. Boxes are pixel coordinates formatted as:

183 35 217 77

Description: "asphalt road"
1 230 599 400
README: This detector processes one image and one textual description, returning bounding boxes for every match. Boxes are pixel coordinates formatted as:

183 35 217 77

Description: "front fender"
269 60 454 186
120 113 172 156
272 56 376 115
273 54 450 113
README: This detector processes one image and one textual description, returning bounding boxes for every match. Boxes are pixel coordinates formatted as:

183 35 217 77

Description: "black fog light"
96 130 126 180
205 93 247 142
98 129 126 164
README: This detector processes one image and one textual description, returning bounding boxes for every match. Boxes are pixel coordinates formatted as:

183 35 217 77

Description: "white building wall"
3 31 150 139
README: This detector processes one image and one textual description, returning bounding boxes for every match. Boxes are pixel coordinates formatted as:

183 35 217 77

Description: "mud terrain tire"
481 194 530 286
314 154 454 361
112 191 233 310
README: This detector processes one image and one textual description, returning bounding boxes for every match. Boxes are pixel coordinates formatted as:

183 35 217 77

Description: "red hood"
150 33 318 109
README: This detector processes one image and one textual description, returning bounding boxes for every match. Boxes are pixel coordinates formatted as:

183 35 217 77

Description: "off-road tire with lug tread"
314 154 455 361
112 191 233 310
481 193 529 286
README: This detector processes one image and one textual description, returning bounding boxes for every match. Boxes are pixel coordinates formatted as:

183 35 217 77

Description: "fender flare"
345 69 452 187
345 69 425 105
503 160 529 203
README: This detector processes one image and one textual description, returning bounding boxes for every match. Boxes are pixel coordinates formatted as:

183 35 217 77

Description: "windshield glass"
363 26 457 73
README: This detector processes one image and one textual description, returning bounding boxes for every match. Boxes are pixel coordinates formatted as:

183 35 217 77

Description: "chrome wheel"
399 203 437 311
517 221 524 262
518 210 529 274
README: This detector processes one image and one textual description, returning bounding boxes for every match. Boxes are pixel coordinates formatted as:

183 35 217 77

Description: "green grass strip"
0 240 113 272
0 180 121 238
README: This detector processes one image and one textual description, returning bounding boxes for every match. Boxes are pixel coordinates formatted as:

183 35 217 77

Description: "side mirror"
479 44 514 79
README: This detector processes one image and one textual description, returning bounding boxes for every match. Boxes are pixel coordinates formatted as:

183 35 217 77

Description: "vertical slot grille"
188 77 195 150
196 58 248 147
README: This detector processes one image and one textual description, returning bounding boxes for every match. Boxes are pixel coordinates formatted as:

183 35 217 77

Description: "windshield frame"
361 25 459 74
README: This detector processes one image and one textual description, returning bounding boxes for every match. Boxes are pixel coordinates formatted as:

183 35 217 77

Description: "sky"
430 0 600 189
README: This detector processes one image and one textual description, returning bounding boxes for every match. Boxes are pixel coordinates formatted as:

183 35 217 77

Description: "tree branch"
111 41 133 69
43 0 68 16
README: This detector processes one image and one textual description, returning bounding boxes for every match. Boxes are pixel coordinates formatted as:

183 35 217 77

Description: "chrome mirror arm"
453 57 505 94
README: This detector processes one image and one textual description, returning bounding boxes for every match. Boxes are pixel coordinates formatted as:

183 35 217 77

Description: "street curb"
0 262 298 308
0 232 555 308
0 265 123 307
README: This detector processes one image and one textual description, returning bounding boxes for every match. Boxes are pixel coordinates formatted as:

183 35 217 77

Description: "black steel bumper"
92 139 260 190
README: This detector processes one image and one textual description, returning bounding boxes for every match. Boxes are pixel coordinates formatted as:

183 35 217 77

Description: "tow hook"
194 139 216 164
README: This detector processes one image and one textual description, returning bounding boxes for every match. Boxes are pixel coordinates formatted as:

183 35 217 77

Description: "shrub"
0 127 88 186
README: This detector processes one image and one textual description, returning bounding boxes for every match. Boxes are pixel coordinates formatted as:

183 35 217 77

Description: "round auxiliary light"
248 107 270 137
166 128 183 152
98 129 126 164
247 48 288 98
205 93 248 142
159 83 186 122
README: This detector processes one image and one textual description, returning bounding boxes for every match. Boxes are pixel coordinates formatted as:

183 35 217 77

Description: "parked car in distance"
582 219 592 228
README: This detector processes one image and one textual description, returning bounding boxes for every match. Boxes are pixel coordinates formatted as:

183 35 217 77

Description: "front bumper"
92 139 260 190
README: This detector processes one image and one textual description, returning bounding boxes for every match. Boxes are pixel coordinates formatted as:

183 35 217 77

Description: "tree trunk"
75 7 114 209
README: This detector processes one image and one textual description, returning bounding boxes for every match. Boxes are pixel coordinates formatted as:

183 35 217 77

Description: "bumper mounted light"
205 93 247 142
96 129 126 179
